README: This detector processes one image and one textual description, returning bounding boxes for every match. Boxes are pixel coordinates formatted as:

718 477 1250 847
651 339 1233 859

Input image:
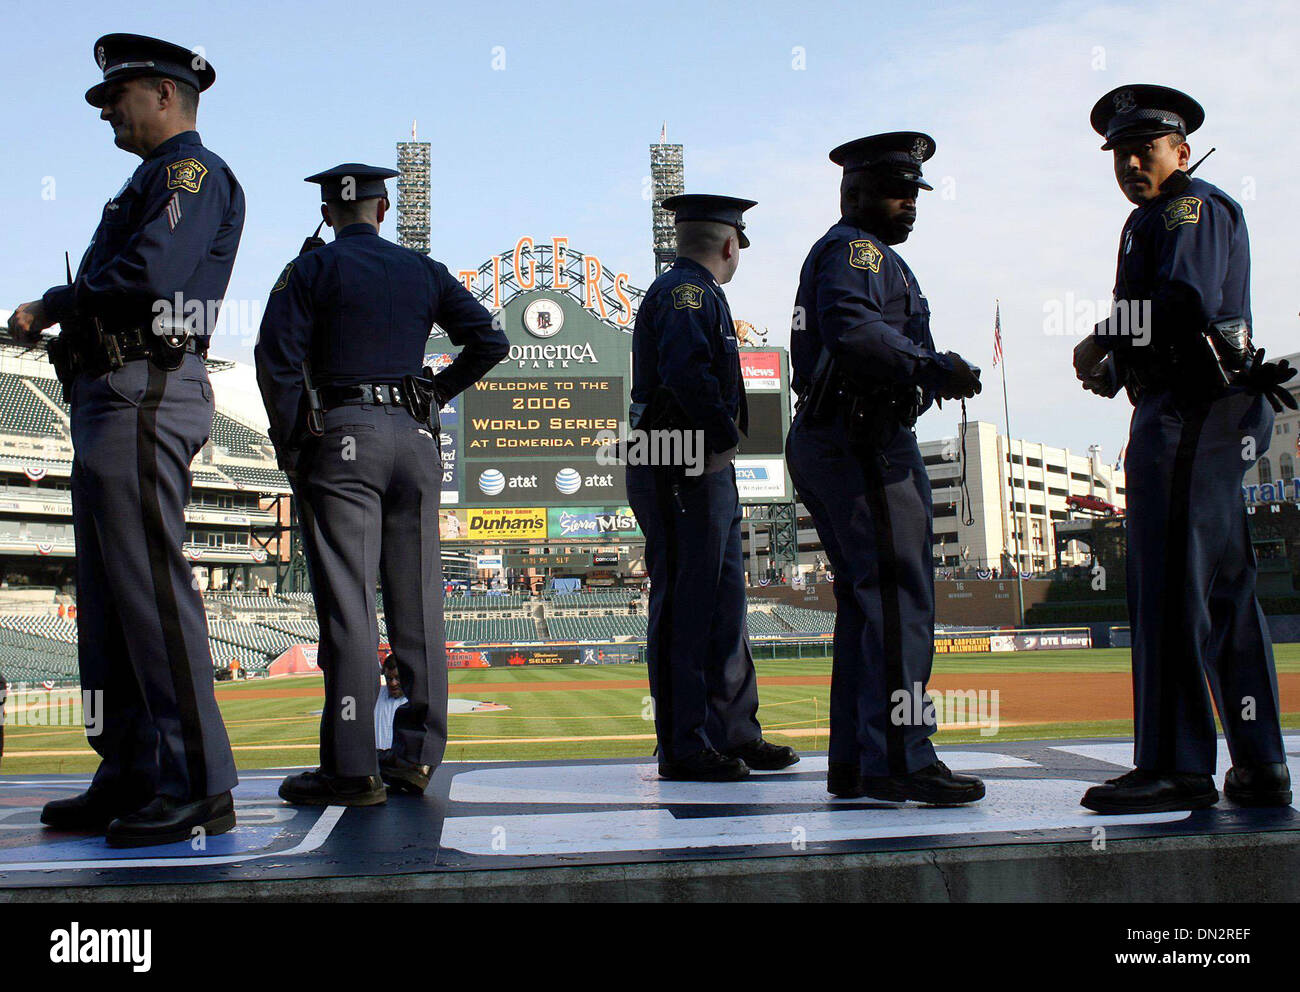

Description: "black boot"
658 749 749 782
861 760 986 805
106 792 236 848
725 738 800 771
1080 768 1218 814
41 786 152 832
827 761 865 798
1224 763 1292 807
379 754 433 795
279 769 386 806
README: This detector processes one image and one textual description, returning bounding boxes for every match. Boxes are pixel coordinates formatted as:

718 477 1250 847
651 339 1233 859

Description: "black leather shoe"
379 754 433 795
106 792 235 848
1080 768 1218 814
726 738 799 771
658 749 749 782
827 761 865 798
41 786 152 832
1224 763 1292 807
861 760 986 805
279 769 386 806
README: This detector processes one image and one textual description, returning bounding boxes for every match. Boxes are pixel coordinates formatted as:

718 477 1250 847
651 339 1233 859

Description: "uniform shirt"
790 220 941 406
254 225 509 466
1092 176 1250 352
630 256 748 454
42 130 244 342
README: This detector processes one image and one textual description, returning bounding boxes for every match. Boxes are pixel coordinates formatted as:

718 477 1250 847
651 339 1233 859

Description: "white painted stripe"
0 805 345 873
439 779 1190 856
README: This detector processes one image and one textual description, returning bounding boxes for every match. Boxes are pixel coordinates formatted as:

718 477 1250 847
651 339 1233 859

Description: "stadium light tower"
397 121 432 254
650 124 684 275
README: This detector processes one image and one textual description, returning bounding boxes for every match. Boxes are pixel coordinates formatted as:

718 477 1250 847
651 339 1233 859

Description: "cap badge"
911 137 929 162
96 46 107 70
1113 89 1137 114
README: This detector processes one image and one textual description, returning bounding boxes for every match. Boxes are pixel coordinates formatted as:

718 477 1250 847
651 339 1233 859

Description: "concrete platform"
2 735 1297 902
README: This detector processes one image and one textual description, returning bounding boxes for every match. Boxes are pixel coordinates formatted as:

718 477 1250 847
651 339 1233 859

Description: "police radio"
300 221 326 255
1160 147 1215 196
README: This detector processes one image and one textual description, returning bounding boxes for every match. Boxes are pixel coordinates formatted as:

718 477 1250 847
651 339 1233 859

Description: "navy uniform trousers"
1125 385 1286 774
294 402 448 778
786 409 939 778
626 463 761 761
70 351 237 801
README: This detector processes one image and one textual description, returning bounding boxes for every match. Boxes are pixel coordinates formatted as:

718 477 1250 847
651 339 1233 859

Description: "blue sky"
3 0 1297 455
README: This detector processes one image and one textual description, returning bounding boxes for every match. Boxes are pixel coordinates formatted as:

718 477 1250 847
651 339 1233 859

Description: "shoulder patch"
672 283 705 310
1163 196 1202 230
848 239 883 273
271 262 294 294
166 157 208 194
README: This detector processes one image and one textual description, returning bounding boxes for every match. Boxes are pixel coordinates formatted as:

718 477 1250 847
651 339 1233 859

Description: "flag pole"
995 300 1027 626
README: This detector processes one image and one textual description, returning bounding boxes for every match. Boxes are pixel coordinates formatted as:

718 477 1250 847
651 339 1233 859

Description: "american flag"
992 301 1003 367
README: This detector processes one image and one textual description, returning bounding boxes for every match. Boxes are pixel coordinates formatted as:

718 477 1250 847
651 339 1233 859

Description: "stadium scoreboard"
427 250 793 545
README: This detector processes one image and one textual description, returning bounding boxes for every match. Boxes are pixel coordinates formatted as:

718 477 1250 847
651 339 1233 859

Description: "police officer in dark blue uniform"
7 34 243 846
785 134 985 804
627 193 798 782
1075 86 1294 813
256 164 508 805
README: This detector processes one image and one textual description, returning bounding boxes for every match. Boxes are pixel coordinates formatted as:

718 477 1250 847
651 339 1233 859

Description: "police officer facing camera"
626 193 799 782
785 132 985 805
255 164 508 806
7 33 242 847
1075 86 1293 814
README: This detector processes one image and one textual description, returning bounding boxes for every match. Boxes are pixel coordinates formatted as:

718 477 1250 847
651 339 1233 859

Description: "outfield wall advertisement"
437 505 641 542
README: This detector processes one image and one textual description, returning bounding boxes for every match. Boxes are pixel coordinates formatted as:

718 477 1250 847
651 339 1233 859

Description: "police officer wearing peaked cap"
785 132 986 805
626 193 799 782
1074 85 1294 814
7 33 243 847
256 163 508 805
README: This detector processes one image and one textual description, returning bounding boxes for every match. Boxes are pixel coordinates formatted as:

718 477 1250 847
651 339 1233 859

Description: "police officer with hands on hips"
785 133 985 805
6 34 242 846
255 164 508 805
1074 86 1293 814
626 194 798 782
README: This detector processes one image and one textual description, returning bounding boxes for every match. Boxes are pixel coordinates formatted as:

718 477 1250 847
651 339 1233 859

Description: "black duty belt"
113 333 209 362
78 327 207 374
319 382 412 411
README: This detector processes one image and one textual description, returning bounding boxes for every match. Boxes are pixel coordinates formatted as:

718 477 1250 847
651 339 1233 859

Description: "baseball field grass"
5 645 1300 774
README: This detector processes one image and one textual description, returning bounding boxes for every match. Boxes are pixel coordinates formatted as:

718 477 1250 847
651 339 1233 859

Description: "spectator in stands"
374 656 407 762
7 33 241 846
258 162 508 806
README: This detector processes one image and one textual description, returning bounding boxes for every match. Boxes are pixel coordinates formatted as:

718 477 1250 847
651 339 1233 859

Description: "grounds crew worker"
626 193 799 782
255 164 508 805
7 34 242 846
785 133 985 805
1074 85 1294 813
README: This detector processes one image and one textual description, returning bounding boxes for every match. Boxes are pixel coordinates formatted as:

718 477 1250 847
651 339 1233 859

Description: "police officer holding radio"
786 133 985 804
256 164 508 805
627 193 798 782
7 34 242 846
1074 86 1294 813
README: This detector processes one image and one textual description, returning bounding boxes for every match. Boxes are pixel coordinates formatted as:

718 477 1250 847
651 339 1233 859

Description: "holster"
401 367 442 435
45 333 82 402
